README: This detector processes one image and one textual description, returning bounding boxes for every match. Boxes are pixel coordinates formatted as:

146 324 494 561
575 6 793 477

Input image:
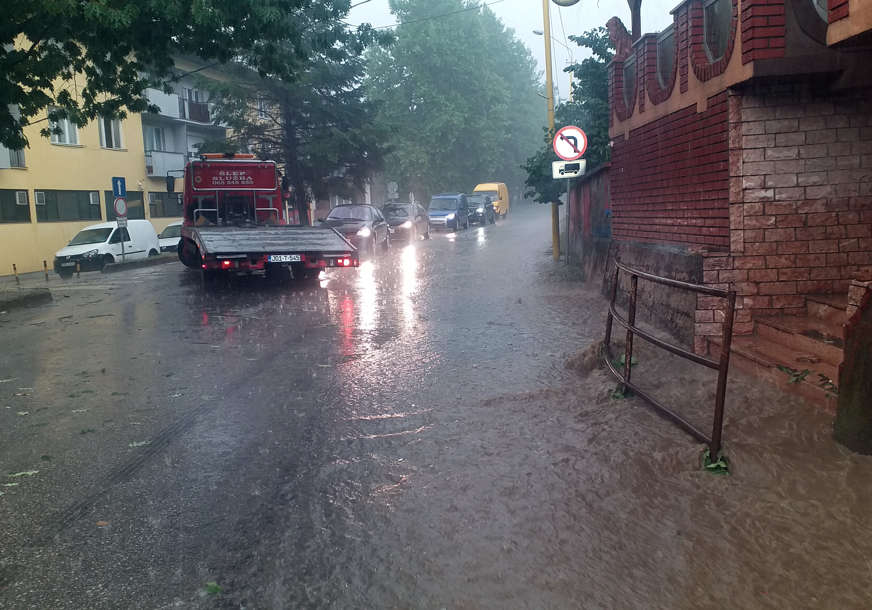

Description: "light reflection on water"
357 260 377 333
400 244 417 331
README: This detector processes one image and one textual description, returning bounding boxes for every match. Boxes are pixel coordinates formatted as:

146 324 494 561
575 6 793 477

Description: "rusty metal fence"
603 261 737 460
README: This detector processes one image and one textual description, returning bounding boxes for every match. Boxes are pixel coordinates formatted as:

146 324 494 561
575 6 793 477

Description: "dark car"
465 194 496 225
382 202 430 241
428 194 469 231
320 204 390 256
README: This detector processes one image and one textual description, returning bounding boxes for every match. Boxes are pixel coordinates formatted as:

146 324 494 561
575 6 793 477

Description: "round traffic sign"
553 126 588 161
114 197 128 217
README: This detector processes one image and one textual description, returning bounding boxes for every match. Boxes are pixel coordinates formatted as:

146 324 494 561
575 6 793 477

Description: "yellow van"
473 182 509 217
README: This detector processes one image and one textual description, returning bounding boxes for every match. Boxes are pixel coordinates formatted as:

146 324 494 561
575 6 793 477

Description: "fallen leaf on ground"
96 521 110 527
16 411 29 416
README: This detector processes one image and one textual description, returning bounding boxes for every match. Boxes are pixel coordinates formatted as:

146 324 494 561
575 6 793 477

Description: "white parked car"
158 221 183 253
53 220 160 277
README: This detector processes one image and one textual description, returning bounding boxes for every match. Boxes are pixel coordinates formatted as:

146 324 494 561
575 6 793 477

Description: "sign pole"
565 177 571 265
541 0 559 262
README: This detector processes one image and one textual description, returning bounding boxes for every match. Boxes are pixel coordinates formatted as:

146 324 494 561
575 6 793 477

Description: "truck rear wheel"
178 238 201 268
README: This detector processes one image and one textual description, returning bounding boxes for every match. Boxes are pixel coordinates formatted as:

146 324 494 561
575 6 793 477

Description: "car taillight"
221 260 232 268
343 258 351 266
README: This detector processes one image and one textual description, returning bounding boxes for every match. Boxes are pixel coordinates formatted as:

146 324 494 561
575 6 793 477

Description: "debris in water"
16 411 28 416
8 471 39 478
129 441 150 448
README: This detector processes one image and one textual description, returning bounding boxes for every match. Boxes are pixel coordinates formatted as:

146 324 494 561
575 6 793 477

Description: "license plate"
268 254 301 263
60 262 76 267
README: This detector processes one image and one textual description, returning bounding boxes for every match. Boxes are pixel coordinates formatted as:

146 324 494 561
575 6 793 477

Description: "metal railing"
603 261 736 459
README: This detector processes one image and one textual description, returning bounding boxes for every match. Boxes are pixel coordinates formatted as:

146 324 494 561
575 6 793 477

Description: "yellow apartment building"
0 58 227 274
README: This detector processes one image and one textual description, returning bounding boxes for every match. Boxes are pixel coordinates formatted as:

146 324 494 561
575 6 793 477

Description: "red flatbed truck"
173 154 359 280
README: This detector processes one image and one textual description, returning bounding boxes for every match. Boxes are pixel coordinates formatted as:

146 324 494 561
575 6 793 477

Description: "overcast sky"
348 0 677 102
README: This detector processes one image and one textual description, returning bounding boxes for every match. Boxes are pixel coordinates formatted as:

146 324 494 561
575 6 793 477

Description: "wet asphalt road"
5 206 872 609
0 206 601 608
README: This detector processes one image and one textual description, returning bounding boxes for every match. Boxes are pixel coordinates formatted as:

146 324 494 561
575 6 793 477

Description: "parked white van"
53 220 160 277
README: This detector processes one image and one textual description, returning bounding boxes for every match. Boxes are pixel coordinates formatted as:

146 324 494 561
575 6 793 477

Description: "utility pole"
542 0 560 261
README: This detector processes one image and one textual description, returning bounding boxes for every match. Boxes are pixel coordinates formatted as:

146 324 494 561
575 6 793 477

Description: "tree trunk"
281 92 309 225
628 0 642 40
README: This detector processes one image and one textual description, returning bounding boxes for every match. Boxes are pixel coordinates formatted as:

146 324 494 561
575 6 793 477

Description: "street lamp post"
541 0 560 262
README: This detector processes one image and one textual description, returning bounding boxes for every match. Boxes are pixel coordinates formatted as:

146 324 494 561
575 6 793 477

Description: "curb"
102 254 178 274
0 287 53 311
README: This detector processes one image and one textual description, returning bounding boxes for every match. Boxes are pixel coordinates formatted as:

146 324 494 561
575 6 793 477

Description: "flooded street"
2 205 872 608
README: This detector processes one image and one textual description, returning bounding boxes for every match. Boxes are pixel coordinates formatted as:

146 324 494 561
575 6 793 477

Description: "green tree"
522 26 613 205
364 0 544 201
205 24 390 217
0 0 376 149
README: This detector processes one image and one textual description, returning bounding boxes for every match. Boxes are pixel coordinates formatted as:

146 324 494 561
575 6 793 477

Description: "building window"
35 190 101 222
8 148 25 168
622 55 636 112
99 117 123 149
48 108 79 145
104 190 145 220
704 0 731 62
149 192 183 218
144 126 166 151
0 190 31 223
811 0 828 21
657 27 675 89
257 97 269 120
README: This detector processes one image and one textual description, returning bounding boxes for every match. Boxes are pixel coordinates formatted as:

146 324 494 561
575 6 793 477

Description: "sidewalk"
0 254 177 309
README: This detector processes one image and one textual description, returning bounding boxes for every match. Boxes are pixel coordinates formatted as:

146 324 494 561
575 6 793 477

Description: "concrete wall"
605 241 704 347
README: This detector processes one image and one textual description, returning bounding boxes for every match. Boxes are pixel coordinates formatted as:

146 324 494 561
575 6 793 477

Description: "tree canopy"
205 21 391 213
0 0 377 149
522 26 613 205
363 0 545 201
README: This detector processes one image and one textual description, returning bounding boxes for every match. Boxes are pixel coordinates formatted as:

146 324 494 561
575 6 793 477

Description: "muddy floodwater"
1 206 871 608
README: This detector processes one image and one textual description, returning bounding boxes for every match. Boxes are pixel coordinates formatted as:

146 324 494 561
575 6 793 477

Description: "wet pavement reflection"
1 206 872 608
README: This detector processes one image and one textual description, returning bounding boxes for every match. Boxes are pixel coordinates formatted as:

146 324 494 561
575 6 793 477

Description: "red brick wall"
741 0 786 64
828 0 849 23
691 0 739 80
610 92 730 248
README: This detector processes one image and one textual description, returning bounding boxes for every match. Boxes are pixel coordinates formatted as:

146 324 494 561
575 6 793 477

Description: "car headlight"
84 249 99 258
401 220 413 229
446 213 455 220
356 226 371 237
477 207 484 213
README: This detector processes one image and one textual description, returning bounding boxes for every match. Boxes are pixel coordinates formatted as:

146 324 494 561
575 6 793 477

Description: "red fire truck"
173 154 359 280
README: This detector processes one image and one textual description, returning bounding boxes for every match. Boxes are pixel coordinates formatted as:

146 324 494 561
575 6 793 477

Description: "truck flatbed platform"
188 225 356 257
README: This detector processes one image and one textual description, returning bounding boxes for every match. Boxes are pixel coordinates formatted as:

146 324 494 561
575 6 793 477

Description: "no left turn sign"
553 125 588 161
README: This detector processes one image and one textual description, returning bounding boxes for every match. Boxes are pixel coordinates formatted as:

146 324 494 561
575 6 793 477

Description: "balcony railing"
179 99 211 123
145 150 187 177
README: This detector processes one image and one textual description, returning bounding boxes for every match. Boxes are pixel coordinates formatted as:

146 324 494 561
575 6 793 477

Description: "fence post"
604 266 620 347
623 274 638 390
710 291 736 459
